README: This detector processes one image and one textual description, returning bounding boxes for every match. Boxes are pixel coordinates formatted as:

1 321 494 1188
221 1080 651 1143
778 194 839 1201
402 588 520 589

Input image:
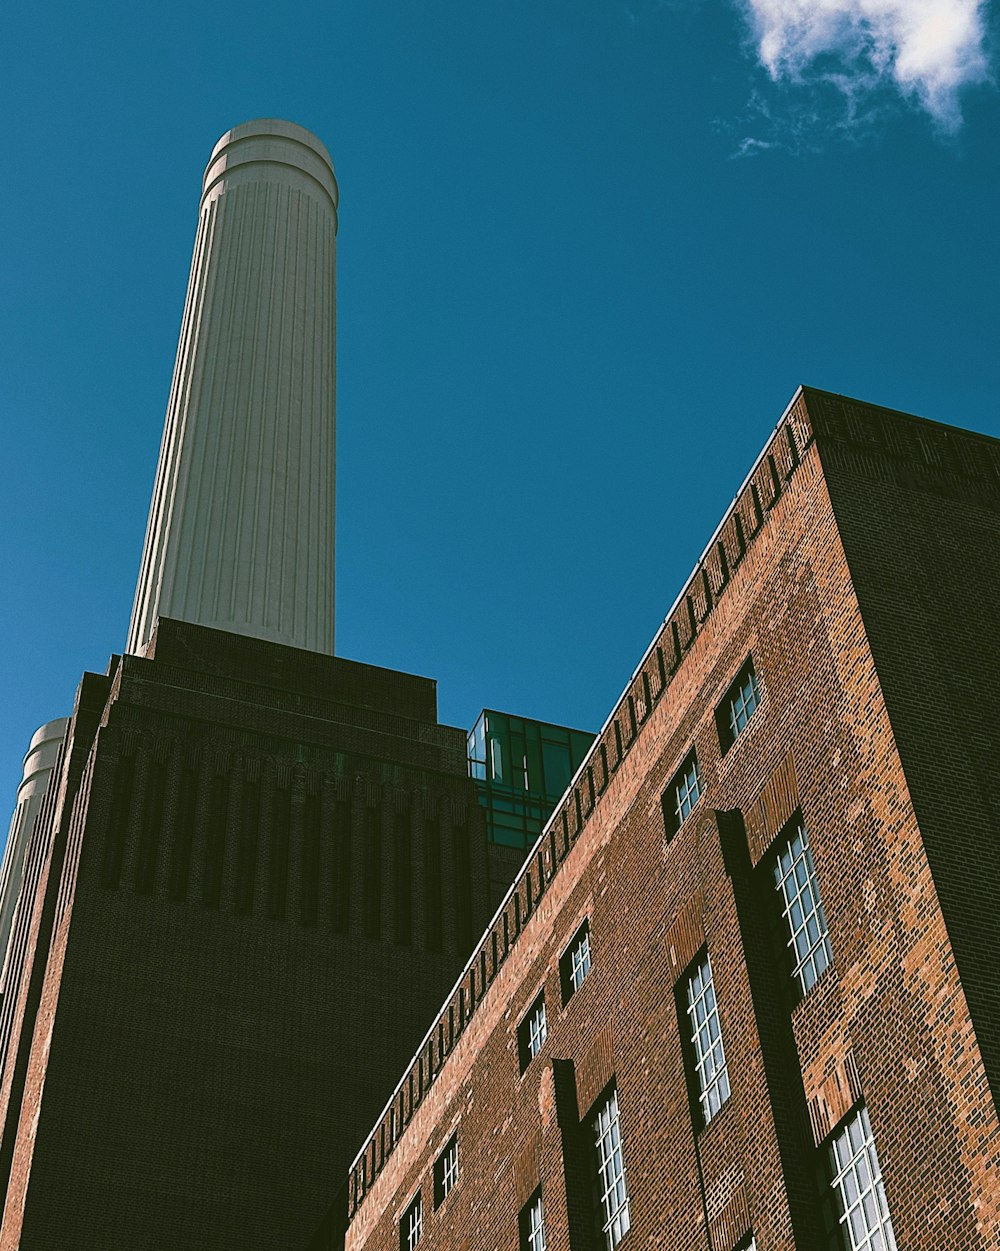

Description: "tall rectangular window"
774 821 832 995
716 656 761 753
399 1192 422 1251
591 1087 631 1250
824 1107 897 1251
434 1134 459 1208
685 954 731 1126
518 992 547 1072
519 1190 547 1251
560 919 592 1004
661 749 702 842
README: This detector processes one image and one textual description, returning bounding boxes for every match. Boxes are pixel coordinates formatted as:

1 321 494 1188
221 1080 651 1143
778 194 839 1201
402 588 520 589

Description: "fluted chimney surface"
128 119 338 656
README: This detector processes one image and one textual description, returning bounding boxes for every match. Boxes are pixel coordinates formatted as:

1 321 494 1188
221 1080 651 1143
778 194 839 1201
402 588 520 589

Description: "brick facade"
0 620 520 1249
339 389 1000 1251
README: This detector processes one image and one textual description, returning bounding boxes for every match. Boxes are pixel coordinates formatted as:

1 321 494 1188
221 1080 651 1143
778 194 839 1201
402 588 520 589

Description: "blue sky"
1 0 997 811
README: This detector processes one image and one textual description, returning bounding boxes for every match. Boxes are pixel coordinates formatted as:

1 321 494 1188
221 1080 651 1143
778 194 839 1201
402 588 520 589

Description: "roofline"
347 386 806 1177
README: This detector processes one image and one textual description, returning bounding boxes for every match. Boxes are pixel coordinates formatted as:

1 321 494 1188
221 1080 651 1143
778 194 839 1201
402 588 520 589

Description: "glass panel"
542 741 572 800
686 954 731 1126
827 1108 898 1251
593 1089 630 1250
774 822 832 996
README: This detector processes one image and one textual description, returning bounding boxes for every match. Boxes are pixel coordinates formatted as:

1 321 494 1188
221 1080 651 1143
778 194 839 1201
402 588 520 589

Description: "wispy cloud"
736 0 990 133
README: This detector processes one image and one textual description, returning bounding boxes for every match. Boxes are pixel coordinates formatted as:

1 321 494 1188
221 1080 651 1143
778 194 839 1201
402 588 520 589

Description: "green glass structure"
467 710 595 849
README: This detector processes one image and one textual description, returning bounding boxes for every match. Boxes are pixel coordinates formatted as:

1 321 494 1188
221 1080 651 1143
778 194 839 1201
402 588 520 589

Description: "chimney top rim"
208 118 334 170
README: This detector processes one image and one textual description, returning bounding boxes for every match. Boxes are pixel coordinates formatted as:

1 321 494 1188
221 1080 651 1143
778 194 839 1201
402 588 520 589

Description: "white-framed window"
774 821 832 995
399 1192 422 1251
518 992 548 1071
662 750 702 841
825 1107 897 1251
592 1087 631 1250
561 919 592 1003
519 1190 547 1251
434 1134 459 1207
685 954 731 1125
570 925 591 991
719 656 761 752
674 755 701 824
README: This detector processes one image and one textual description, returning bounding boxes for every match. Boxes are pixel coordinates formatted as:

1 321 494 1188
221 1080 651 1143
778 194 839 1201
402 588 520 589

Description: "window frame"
772 819 833 998
560 919 592 1005
519 1188 547 1251
518 990 548 1072
821 1105 898 1251
661 749 702 843
590 1084 631 1251
399 1191 422 1251
682 952 731 1129
715 655 762 755
433 1133 459 1209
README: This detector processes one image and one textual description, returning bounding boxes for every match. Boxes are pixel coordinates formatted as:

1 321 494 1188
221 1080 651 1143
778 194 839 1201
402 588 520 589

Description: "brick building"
334 387 1000 1251
0 119 595 1249
0 619 531 1248
2 119 997 1251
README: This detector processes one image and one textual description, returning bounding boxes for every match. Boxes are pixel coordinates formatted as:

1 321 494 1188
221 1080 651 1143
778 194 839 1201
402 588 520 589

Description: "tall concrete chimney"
128 119 338 656
0 717 68 994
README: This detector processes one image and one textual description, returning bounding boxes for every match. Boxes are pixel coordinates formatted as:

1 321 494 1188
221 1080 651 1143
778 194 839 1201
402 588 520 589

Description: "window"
716 656 761 753
662 750 702 841
684 954 731 1126
774 821 832 995
518 992 548 1071
434 1134 459 1208
591 1087 631 1250
560 919 592 1004
823 1107 898 1251
519 1190 547 1251
399 1193 422 1251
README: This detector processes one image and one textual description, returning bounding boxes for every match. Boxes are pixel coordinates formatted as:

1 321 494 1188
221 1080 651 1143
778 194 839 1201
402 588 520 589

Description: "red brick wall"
346 393 1000 1251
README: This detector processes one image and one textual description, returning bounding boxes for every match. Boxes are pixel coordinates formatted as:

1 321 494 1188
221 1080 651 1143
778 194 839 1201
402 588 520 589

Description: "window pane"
400 1194 422 1251
685 954 731 1127
774 822 832 996
592 1089 631 1250
827 1108 898 1251
520 1193 547 1251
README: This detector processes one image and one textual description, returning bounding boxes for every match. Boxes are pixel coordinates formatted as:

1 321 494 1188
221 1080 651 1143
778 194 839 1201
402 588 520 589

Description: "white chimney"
128 119 338 656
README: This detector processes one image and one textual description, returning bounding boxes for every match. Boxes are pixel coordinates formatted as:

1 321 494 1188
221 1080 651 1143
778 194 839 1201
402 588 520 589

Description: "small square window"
399 1192 422 1251
433 1134 459 1208
519 1189 547 1251
518 992 548 1072
661 749 702 842
560 920 592 1005
716 657 761 754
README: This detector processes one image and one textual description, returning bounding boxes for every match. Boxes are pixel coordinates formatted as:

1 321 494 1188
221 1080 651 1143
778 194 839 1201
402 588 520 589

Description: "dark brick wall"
811 388 1000 1103
0 669 110 1204
0 623 512 1250
344 395 999 1251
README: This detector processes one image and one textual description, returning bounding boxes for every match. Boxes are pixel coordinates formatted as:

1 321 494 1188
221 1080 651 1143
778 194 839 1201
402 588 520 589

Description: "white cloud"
737 0 990 130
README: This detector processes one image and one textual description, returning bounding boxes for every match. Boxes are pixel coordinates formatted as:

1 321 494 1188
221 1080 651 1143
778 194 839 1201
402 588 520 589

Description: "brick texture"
0 621 517 1250
341 390 1000 1251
